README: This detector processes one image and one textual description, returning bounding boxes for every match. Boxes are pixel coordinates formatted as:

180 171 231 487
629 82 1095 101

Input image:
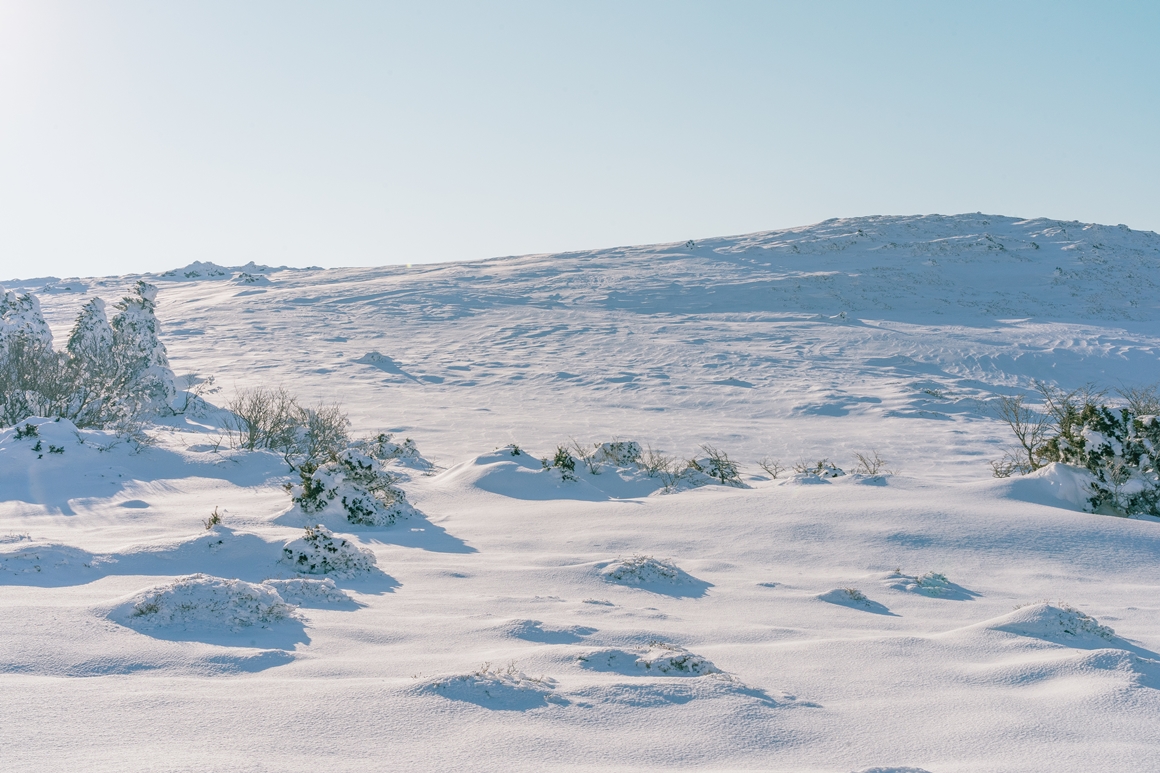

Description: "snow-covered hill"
4 214 1160 772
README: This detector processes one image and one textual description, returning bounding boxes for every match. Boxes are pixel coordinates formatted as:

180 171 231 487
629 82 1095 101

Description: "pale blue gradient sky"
1 1 1157 277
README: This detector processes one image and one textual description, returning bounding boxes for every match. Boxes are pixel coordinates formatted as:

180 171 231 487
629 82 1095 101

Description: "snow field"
4 213 1160 771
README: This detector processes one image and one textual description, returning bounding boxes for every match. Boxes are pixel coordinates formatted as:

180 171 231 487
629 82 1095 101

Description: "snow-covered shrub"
593 440 642 467
686 444 743 486
280 525 377 576
541 445 578 481
993 602 1115 641
887 571 953 596
355 432 431 471
418 662 562 707
794 459 846 479
578 641 722 676
290 449 415 526
110 281 176 412
1040 403 1160 516
601 555 686 586
123 574 297 630
262 577 352 606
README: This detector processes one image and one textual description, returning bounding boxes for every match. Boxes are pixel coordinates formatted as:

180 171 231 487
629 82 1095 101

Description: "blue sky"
1 1 1157 277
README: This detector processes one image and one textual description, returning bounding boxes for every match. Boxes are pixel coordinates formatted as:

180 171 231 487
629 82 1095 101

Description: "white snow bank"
999 462 1096 512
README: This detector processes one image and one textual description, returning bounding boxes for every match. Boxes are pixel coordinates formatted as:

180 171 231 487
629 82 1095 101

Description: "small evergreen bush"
290 448 415 526
541 446 578 481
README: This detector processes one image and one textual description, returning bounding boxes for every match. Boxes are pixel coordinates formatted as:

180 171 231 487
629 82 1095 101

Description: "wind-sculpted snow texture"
4 214 1160 771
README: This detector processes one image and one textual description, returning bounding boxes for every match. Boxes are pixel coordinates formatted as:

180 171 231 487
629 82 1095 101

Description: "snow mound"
503 619 596 644
280 525 377 576
116 574 298 630
0 540 110 577
159 261 232 280
232 272 270 285
1001 462 1095 512
592 441 642 467
818 587 893 614
787 461 847 485
354 432 433 473
984 602 1115 643
578 641 721 676
418 663 564 709
885 571 960 597
263 577 353 607
852 768 934 773
601 555 687 586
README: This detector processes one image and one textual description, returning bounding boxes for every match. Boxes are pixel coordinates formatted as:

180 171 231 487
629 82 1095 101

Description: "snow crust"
5 214 1160 771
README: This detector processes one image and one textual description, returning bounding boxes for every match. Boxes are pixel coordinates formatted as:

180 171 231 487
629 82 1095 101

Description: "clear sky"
1 1 1158 278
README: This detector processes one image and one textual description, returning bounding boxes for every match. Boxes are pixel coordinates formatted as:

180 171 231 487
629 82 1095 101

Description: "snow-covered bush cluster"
262 577 352 606
601 554 684 585
888 571 953 596
793 459 846 479
124 574 297 630
291 446 418 526
227 385 423 526
993 383 1160 516
418 661 562 707
280 525 377 576
577 641 722 676
1 281 175 431
995 602 1116 641
1042 404 1160 516
538 438 745 491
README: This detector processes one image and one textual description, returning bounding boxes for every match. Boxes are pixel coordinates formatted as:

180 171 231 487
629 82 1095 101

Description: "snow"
4 213 1160 771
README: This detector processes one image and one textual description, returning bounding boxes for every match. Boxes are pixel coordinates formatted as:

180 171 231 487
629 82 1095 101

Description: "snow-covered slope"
4 214 1160 772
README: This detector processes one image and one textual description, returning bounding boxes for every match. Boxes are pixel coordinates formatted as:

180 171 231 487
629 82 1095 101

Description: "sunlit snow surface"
4 214 1160 772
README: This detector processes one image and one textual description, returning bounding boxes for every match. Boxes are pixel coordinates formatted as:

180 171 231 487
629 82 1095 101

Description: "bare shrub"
757 457 785 478
567 437 600 475
853 450 890 475
225 387 349 470
1118 383 1160 416
639 444 681 488
695 444 742 486
990 394 1052 474
225 387 299 452
295 402 350 467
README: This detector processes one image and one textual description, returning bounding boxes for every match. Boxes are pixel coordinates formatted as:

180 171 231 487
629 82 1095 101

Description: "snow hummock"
983 602 1116 644
578 641 721 676
113 574 298 631
600 555 688 586
280 525 377 576
417 662 564 709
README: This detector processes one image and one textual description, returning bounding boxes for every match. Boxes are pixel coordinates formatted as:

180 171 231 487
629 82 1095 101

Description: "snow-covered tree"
0 289 54 358
111 281 176 412
64 297 126 427
0 288 67 425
